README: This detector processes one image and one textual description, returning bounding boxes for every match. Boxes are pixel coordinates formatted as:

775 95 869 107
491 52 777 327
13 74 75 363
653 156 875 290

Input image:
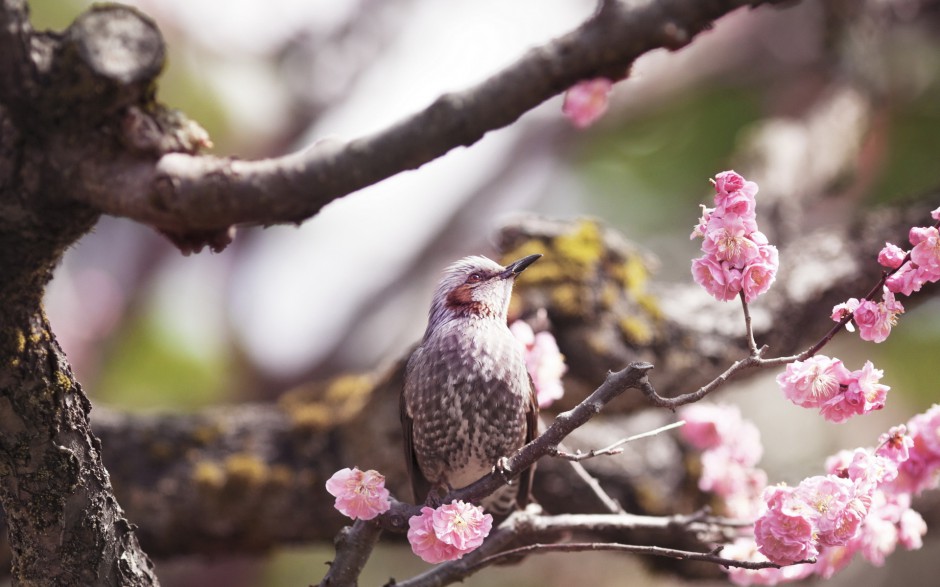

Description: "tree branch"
71 0 789 239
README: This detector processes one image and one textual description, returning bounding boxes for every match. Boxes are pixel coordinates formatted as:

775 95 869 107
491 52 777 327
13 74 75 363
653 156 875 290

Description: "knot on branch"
49 5 165 123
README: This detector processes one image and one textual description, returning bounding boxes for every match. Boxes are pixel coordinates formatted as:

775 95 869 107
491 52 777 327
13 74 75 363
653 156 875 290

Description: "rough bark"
0 1 175 583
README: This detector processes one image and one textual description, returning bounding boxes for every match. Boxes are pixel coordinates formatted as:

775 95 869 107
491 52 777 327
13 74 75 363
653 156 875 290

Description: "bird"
401 253 541 514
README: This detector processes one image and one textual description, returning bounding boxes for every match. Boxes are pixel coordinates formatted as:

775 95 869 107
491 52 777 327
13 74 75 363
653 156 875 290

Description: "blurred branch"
69 0 795 248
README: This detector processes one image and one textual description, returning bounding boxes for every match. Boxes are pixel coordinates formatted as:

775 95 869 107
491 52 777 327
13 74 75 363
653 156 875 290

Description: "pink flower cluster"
775 355 889 423
884 208 940 295
831 207 940 341
407 501 493 564
562 78 612 128
831 288 904 343
679 403 767 518
691 171 779 303
325 467 391 520
510 321 567 408
722 414 937 586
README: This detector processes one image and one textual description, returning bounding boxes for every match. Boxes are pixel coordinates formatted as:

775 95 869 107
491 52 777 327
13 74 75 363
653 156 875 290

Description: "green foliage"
870 84 940 203
93 313 230 411
575 85 762 237
874 300 940 409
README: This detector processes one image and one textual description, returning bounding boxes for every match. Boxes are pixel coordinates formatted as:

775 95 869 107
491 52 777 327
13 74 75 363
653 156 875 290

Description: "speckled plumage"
401 255 540 513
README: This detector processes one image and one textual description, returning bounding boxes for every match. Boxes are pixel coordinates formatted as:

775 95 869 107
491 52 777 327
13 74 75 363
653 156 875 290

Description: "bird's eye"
467 272 484 283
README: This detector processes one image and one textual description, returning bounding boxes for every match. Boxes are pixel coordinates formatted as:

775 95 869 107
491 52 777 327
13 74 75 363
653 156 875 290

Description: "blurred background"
22 0 940 585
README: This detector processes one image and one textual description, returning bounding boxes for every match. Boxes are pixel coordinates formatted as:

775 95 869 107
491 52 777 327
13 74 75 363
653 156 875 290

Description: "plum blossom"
325 467 391 520
431 501 493 551
407 507 464 564
852 290 904 343
754 484 819 565
562 78 612 128
881 221 940 296
776 355 850 409
679 403 766 518
778 355 891 423
876 425 914 465
691 171 777 303
691 256 742 301
878 242 906 269
407 502 492 563
727 414 934 585
510 321 566 408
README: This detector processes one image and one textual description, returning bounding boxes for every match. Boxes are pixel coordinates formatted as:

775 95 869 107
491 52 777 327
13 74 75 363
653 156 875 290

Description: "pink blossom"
897 508 927 549
679 403 766 518
876 425 914 465
896 405 940 495
407 507 464 563
714 170 747 195
562 78 612 128
819 392 860 423
431 501 493 551
754 485 818 565
909 225 934 246
741 257 777 303
776 355 850 409
843 361 889 414
723 538 815 586
885 262 927 295
845 449 898 491
908 404 940 457
702 225 761 267
813 545 856 579
325 467 391 520
690 205 714 239
831 298 860 330
691 256 742 301
510 321 567 407
878 243 907 269
795 475 867 547
407 501 493 563
932 206 940 221
853 290 903 343
910 226 940 272
678 402 734 450
857 493 900 566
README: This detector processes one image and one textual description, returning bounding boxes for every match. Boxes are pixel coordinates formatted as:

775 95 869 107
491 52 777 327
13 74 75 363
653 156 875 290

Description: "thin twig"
564 459 625 514
551 421 686 461
739 292 759 355
472 541 811 571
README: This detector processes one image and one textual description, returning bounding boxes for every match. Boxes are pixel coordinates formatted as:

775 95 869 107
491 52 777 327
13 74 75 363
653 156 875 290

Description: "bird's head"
426 254 541 331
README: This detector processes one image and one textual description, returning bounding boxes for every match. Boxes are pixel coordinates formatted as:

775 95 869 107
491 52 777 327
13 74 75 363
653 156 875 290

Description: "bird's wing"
402 350 431 505
517 373 539 509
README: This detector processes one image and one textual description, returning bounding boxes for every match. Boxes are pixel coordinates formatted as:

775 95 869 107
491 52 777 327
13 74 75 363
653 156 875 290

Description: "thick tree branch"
71 0 790 238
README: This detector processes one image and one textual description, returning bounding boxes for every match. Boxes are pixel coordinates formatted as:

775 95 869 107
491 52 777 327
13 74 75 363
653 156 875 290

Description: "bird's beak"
500 254 541 279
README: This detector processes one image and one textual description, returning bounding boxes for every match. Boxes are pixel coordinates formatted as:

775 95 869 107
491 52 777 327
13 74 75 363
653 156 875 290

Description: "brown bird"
401 254 541 514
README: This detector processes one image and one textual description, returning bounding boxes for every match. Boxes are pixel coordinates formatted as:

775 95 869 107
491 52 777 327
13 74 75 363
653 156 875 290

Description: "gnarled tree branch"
69 0 791 240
